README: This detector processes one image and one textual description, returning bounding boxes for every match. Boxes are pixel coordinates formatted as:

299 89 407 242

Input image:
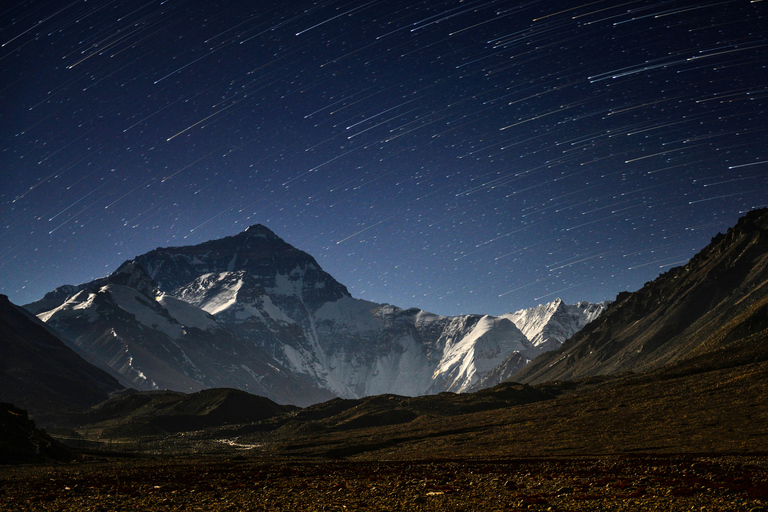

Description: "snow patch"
104 284 183 340
268 265 311 298
158 294 217 331
240 364 263 383
37 289 100 323
200 275 243 316
434 316 529 392
314 296 383 331
258 295 295 323
281 345 306 374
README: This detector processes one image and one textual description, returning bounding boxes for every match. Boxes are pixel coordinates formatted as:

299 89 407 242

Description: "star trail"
1 0 766 316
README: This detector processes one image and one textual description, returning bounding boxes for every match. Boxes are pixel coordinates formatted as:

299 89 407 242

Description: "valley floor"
2 454 768 511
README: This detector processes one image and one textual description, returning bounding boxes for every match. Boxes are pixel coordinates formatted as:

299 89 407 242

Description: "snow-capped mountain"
25 225 605 405
28 260 335 406
468 299 609 391
505 298 609 356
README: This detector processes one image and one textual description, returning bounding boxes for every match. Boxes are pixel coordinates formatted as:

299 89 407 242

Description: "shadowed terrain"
0 295 123 425
45 357 767 460
0 404 71 465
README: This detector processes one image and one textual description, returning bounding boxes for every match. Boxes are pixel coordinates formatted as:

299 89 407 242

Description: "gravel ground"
2 454 768 511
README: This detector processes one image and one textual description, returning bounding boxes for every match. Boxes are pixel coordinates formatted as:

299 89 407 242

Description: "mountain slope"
83 388 299 437
0 294 123 423
24 226 603 404
467 299 610 389
28 263 335 406
514 208 768 384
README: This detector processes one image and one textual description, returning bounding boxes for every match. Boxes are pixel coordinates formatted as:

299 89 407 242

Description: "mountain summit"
133 224 350 309
25 225 604 405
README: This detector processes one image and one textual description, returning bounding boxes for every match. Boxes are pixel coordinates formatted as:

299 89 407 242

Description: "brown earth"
223 358 768 460
3 455 768 511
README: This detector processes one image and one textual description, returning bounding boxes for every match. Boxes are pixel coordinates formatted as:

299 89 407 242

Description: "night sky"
2 0 767 317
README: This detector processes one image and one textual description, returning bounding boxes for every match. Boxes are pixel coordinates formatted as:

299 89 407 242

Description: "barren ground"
3 454 768 511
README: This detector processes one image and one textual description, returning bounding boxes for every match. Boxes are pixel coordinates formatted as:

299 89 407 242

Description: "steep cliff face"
514 208 768 385
25 226 604 404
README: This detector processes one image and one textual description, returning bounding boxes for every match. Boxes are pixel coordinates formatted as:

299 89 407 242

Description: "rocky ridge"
514 207 768 384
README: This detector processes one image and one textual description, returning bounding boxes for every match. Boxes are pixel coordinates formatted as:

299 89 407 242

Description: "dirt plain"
3 454 768 512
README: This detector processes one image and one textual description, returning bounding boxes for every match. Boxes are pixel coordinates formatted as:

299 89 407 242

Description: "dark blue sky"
2 0 767 316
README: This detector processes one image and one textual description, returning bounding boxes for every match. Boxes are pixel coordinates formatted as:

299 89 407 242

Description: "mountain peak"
242 224 279 239
126 224 351 306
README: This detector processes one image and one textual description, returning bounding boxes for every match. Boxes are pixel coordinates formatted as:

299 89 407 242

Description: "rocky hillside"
514 208 768 384
0 294 123 424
